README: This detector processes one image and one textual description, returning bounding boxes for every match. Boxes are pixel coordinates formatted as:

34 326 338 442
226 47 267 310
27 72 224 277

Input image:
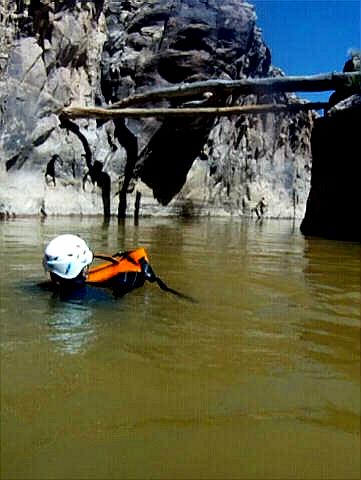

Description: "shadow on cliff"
135 115 214 205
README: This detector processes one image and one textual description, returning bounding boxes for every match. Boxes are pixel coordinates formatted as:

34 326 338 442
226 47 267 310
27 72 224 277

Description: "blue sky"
251 0 361 101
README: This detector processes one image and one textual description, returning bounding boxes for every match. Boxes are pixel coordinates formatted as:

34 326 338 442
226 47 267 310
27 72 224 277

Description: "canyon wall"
0 0 314 218
301 94 361 241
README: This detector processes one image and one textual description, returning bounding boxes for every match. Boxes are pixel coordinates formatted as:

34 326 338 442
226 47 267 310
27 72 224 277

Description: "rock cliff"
0 0 314 218
301 52 361 241
300 93 361 241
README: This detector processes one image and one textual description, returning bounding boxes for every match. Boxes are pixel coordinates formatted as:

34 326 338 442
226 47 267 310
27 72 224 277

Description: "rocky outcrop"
0 1 118 217
300 94 361 241
179 98 313 218
0 0 314 218
300 52 361 241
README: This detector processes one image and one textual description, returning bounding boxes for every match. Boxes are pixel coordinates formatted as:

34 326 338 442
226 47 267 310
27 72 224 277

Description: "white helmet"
43 234 93 280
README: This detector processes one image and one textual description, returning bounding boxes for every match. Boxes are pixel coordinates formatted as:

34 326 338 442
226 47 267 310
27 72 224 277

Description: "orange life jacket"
86 248 149 284
86 248 195 302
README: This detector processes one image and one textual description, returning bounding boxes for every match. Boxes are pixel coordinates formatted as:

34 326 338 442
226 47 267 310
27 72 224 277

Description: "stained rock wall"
0 0 314 218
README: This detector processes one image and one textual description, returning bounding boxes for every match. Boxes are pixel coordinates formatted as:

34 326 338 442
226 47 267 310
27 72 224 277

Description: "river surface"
0 217 360 479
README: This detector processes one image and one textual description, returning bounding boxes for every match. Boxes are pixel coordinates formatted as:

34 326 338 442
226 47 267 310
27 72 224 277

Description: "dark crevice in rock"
127 9 170 34
113 119 138 218
59 114 93 177
136 116 214 205
33 127 55 147
6 154 19 171
89 161 111 219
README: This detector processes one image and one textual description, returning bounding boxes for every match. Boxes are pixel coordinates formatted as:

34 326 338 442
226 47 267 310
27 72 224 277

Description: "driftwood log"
63 102 328 120
108 72 360 109
59 71 359 220
62 72 360 120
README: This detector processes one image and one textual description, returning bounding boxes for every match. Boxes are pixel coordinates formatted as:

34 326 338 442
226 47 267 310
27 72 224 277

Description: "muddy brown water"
0 217 360 479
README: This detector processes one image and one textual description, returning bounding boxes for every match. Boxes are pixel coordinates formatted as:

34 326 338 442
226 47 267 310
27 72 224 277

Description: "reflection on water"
0 217 360 479
46 302 94 355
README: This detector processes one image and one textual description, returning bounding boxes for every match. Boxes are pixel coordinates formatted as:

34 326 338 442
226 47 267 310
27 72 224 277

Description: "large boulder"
101 0 312 216
300 94 361 241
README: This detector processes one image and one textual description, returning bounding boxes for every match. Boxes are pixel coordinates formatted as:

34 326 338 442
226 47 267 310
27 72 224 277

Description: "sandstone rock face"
0 0 314 218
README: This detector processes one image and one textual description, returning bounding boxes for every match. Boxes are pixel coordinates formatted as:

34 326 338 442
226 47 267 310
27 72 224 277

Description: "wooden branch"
109 72 360 108
63 102 328 120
